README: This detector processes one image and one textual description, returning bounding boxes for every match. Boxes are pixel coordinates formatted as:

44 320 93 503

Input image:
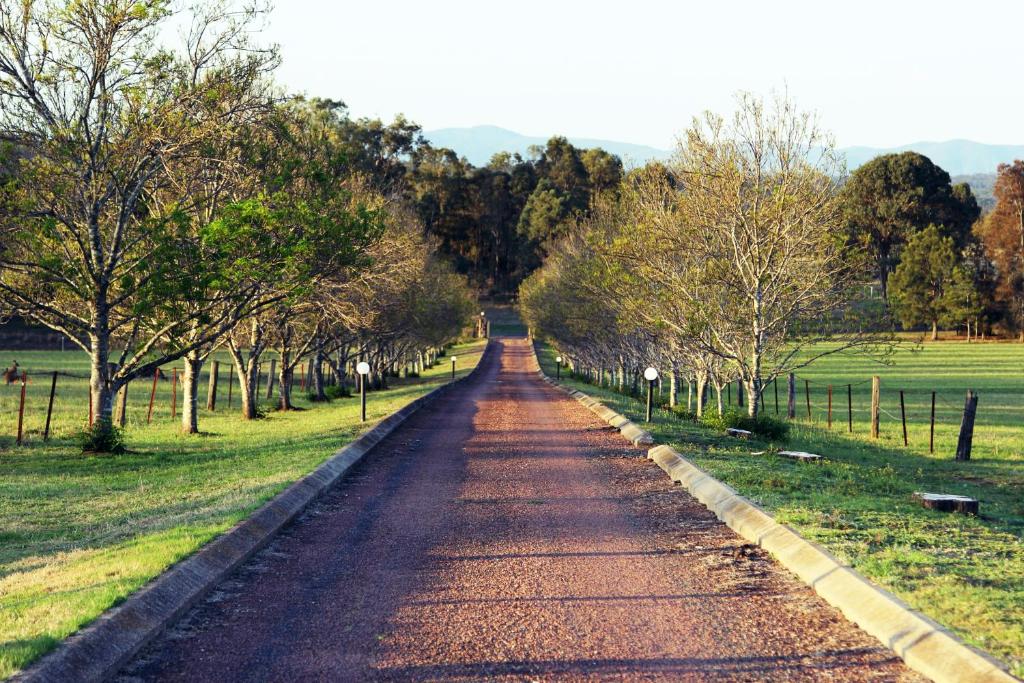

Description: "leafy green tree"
889 226 961 339
517 180 568 243
840 152 980 302
0 0 278 444
581 148 624 194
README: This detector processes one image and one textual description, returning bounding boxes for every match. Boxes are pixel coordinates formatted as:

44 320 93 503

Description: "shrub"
325 384 351 400
671 406 699 422
77 421 127 454
700 409 789 441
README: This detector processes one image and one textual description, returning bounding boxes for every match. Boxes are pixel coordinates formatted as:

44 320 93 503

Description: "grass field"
0 338 486 679
536 340 1024 676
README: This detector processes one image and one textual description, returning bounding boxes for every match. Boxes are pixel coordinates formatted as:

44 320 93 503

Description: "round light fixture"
644 367 659 381
356 361 370 375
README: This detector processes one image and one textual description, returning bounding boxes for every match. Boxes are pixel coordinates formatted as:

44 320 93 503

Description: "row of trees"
840 152 1024 340
0 1 475 442
522 94 886 419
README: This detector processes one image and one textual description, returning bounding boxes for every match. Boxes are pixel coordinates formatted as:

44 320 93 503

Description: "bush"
77 421 127 454
325 384 351 400
670 406 699 422
700 409 789 441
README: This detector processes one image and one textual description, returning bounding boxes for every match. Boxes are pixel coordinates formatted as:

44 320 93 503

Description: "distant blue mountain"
841 140 1024 176
423 125 670 167
424 126 1024 177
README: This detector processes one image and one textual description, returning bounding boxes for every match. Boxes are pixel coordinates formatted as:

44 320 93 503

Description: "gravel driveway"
117 337 915 682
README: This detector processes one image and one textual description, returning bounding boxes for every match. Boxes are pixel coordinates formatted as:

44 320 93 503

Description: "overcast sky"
257 0 1023 149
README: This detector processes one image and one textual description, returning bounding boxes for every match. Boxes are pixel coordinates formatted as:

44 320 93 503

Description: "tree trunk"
746 377 760 418
714 382 723 415
669 367 679 408
180 351 202 434
227 341 261 420
695 375 706 417
89 326 115 433
312 347 326 401
278 349 293 410
931 320 939 341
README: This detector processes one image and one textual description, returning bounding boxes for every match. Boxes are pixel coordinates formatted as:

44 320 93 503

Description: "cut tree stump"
913 492 979 515
777 450 823 463
725 428 752 439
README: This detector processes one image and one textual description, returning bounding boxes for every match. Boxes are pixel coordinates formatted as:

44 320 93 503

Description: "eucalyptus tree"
0 0 280 444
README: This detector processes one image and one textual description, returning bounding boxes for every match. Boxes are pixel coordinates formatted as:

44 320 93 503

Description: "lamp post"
479 311 486 338
356 361 370 422
450 355 457 380
644 367 659 423
555 356 562 380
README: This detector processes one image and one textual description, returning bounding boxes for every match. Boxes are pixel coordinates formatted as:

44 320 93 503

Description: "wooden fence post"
955 390 978 461
929 391 936 454
899 389 908 446
847 384 853 433
171 368 178 418
266 359 277 399
827 385 833 429
16 370 27 445
870 376 880 439
116 380 129 427
787 373 796 419
206 360 219 411
147 367 160 424
804 380 811 420
44 371 57 440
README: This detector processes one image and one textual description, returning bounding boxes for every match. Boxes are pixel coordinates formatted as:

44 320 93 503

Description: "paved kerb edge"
13 342 493 683
530 344 1017 683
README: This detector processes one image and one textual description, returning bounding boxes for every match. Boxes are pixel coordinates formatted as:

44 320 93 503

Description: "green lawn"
536 340 1024 676
0 339 486 679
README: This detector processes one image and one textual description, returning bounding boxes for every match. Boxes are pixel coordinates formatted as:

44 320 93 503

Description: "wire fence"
0 359 323 445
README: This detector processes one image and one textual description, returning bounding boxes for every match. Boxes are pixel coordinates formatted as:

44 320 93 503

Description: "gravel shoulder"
117 337 916 682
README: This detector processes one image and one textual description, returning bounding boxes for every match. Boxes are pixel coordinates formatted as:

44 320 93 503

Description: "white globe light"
356 361 370 375
480 311 485 316
556 356 563 363
644 367 659 381
450 356 457 362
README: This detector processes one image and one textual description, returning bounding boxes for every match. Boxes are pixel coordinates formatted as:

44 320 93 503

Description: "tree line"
841 151 1024 341
0 1 476 445
518 93 1024 420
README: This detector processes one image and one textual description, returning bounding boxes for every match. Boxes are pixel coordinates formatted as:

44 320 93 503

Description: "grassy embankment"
537 340 1024 676
0 338 486 679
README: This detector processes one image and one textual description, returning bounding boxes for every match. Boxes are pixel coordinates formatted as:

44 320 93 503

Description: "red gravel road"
117 338 916 682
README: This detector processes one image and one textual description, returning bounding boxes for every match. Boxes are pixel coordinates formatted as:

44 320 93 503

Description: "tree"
0 0 279 444
839 152 979 302
976 161 1024 340
888 226 960 340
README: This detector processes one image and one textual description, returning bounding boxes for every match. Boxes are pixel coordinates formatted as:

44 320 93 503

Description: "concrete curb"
537 371 653 446
14 342 493 683
531 345 1016 683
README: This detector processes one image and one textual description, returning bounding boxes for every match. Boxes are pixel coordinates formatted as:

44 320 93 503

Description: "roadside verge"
530 345 1016 683
14 342 492 683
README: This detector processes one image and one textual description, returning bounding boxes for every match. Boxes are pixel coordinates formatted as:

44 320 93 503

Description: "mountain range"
423 125 1024 177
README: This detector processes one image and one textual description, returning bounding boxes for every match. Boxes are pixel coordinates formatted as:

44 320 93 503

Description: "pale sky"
258 0 1023 149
